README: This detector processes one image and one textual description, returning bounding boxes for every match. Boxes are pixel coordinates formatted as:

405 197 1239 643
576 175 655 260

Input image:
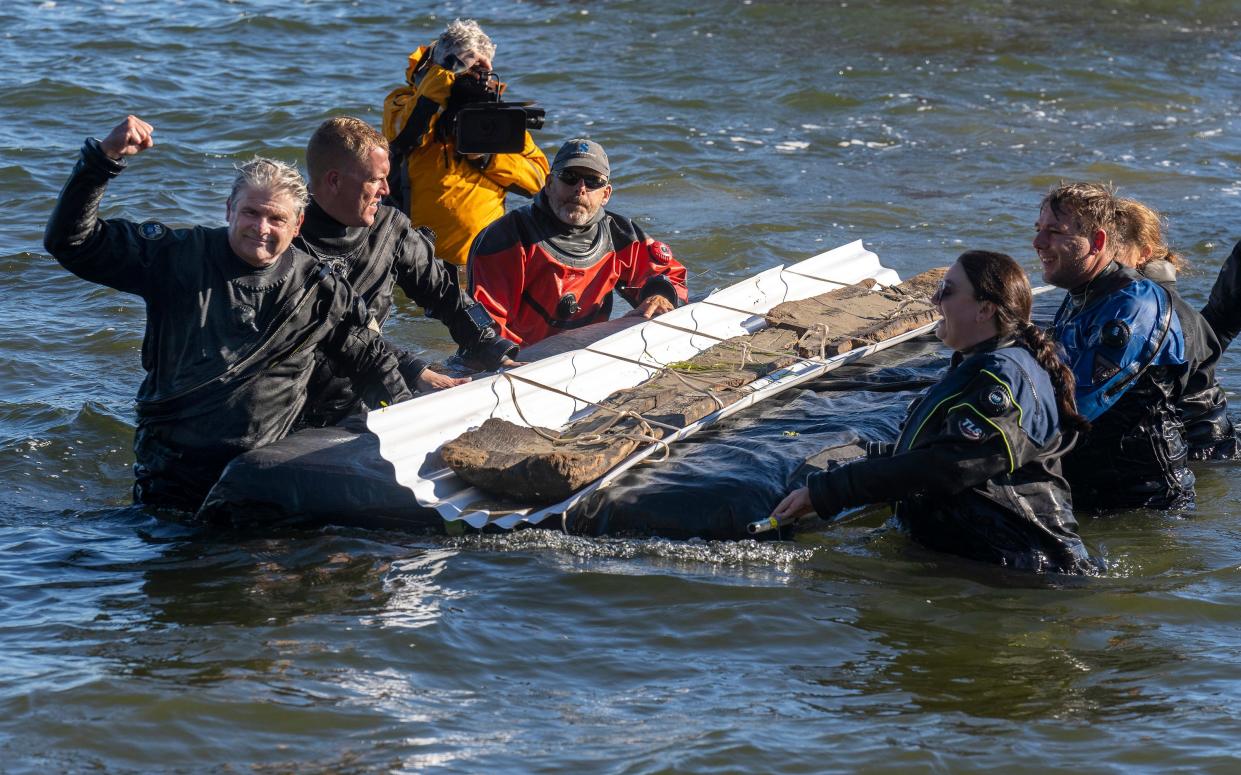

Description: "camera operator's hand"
100 115 154 161
442 50 492 75
464 52 492 74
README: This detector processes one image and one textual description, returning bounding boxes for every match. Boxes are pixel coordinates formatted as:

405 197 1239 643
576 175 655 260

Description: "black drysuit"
43 138 411 510
295 199 516 427
1138 260 1236 461
1203 239 1241 353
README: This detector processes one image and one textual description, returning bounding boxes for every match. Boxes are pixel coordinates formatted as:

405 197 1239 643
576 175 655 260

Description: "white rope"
498 371 675 462
794 322 830 362
583 346 729 411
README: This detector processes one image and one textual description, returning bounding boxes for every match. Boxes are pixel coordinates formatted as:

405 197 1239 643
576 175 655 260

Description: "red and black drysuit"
467 191 688 347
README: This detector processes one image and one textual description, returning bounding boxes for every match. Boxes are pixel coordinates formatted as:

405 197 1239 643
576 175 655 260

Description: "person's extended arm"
386 343 468 393
802 436 1013 519
466 223 528 346
613 221 689 316
319 286 414 410
1202 240 1241 352
391 219 517 368
44 115 160 296
390 57 455 154
773 370 1039 520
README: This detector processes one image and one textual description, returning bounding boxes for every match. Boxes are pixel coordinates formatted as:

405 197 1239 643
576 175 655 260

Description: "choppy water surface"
4 1 1241 770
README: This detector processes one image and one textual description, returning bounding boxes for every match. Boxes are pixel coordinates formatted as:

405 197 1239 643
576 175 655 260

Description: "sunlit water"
3 1 1241 771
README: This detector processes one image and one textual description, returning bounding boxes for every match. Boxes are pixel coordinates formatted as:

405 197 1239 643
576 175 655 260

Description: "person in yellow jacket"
382 19 549 281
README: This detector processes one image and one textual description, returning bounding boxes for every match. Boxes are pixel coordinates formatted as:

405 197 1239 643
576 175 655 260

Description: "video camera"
452 71 545 155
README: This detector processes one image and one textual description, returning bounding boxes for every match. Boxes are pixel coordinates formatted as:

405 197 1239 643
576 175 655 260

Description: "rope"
779 269 892 291
583 345 730 411
655 365 727 411
489 281 936 477
640 318 805 364
697 298 772 318
794 323 830 361
498 371 675 463
879 297 928 320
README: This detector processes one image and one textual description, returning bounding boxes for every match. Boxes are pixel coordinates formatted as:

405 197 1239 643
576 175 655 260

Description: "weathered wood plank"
441 268 946 505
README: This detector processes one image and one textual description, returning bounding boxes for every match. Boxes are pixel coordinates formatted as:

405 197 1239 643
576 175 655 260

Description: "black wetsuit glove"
460 335 519 371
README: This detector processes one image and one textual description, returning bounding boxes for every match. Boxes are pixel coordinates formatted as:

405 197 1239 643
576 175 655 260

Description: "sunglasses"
556 170 608 190
931 279 953 304
931 279 990 306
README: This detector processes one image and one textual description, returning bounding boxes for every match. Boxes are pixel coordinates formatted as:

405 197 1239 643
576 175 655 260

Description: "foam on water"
448 530 817 576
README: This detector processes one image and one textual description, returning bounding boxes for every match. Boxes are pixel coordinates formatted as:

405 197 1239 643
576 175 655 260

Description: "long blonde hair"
1114 197 1189 273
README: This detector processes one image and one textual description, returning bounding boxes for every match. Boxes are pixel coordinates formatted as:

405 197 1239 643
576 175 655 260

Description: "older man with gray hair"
44 115 411 511
382 18 548 276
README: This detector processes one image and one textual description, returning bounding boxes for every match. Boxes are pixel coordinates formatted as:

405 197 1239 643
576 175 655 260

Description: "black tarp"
198 424 444 531
199 334 946 538
566 341 946 538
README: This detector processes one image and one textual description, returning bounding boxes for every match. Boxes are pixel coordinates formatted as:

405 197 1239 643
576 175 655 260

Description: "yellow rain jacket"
382 46 549 267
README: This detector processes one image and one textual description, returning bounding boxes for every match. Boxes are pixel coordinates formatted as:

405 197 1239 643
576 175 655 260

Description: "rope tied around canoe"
794 323 830 362
498 300 927 450
879 296 928 320
643 314 838 368
498 370 676 463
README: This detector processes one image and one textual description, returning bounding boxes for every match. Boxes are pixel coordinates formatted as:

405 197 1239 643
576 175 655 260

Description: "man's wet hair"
1040 181 1119 241
228 157 308 215
306 116 389 184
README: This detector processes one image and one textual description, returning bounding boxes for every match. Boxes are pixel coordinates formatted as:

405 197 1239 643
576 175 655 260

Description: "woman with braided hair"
772 251 1099 574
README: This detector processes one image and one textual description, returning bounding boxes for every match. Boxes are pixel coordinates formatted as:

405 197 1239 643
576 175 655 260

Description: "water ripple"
5 0 1241 770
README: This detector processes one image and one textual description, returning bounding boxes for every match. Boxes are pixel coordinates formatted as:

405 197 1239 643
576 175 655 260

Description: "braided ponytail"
956 251 1090 434
1015 320 1090 433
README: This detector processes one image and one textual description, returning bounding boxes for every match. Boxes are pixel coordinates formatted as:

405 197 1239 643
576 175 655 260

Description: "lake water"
3 0 1241 771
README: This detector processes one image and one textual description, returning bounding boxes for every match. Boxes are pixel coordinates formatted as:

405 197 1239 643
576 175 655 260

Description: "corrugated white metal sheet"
366 240 930 529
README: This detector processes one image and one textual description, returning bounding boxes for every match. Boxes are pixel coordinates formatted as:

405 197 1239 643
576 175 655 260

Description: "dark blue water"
4 1 1241 770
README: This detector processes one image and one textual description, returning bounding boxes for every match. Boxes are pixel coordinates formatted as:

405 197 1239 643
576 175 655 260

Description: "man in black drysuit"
1114 200 1235 460
1156 276 1235 460
1203 240 1241 354
43 115 412 511
295 116 518 427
